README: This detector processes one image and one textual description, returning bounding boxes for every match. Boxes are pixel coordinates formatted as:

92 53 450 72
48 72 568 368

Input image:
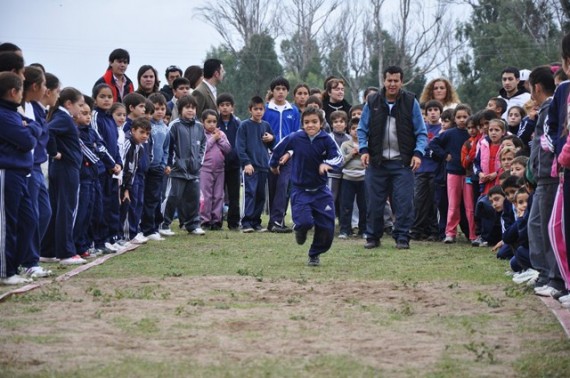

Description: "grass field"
1 228 570 377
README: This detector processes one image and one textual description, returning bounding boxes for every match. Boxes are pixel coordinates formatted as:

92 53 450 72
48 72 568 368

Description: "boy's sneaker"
105 242 120 251
59 255 87 265
190 227 206 235
338 233 348 239
78 251 95 259
147 233 165 241
22 266 53 278
131 233 149 244
268 222 292 233
471 236 483 247
89 248 103 257
115 239 129 247
512 269 539 284
478 240 489 247
364 239 380 249
159 228 176 236
443 236 456 244
295 228 308 245
39 257 59 263
396 240 410 250
558 294 570 303
241 227 254 233
534 285 561 297
254 225 267 232
100 246 116 255
307 255 320 267
0 274 33 285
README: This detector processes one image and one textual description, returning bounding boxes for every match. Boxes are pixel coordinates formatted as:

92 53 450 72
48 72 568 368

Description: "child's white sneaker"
0 274 33 285
131 233 149 244
147 232 165 241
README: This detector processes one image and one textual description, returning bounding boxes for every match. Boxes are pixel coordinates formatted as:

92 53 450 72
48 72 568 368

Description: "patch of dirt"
0 276 560 375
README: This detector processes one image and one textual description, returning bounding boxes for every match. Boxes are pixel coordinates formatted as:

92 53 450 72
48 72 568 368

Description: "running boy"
236 96 275 233
270 107 343 267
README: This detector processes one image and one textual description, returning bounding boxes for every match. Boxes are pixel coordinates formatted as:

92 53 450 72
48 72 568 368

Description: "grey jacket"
530 97 558 184
168 118 206 180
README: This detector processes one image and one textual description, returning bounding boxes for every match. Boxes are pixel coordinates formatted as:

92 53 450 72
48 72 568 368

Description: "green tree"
456 0 561 110
209 34 282 118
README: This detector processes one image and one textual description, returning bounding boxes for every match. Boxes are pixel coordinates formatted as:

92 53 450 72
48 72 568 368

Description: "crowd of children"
2 37 570 310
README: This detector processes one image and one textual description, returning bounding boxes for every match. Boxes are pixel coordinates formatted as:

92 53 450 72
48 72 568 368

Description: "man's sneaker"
307 255 320 267
338 233 348 239
295 228 308 245
534 285 561 297
396 240 410 250
512 269 539 284
159 228 176 236
39 257 59 263
131 233 149 244
254 226 267 232
268 223 293 233
0 274 33 285
443 236 456 244
190 227 206 235
22 266 53 278
241 227 254 233
147 233 165 241
105 242 120 251
364 239 380 249
59 255 87 265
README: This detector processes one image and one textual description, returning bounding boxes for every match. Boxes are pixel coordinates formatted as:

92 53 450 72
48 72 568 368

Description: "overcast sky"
1 0 222 94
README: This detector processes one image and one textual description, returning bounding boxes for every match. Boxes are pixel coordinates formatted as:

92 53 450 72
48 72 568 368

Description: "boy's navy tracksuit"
218 115 241 229
269 129 343 258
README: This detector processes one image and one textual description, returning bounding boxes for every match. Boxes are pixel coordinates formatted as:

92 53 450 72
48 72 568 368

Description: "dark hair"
217 92 235 106
177 94 198 115
270 76 290 91
47 87 83 121
507 105 526 118
136 65 159 94
488 185 505 197
425 100 443 113
44 73 60 90
383 66 404 80
511 155 529 167
123 92 147 114
323 75 338 90
306 95 322 108
453 103 472 118
301 106 324 126
514 187 529 202
440 108 454 121
145 100 154 115
172 77 190 90
501 66 520 79
466 116 476 128
330 110 348 123
29 63 45 73
501 134 524 149
0 42 21 53
23 66 45 94
0 52 24 73
201 109 218 122
363 86 379 100
501 175 520 191
0 71 23 98
92 83 112 99
203 59 222 79
108 48 130 64
165 106 172 117
165 65 182 78
477 109 496 124
310 88 322 96
499 170 512 181
83 95 94 111
110 102 126 116
323 78 345 101
554 67 568 82
349 104 363 116
148 92 167 107
293 83 310 96
350 117 360 126
528 66 555 96
184 65 203 89
131 117 152 132
248 95 265 109
489 97 507 113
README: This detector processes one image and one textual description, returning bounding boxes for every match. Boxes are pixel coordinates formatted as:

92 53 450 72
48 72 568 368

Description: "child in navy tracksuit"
91 84 123 251
0 72 41 285
236 96 275 232
269 107 343 267
43 87 86 265
74 100 116 257
217 93 242 230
